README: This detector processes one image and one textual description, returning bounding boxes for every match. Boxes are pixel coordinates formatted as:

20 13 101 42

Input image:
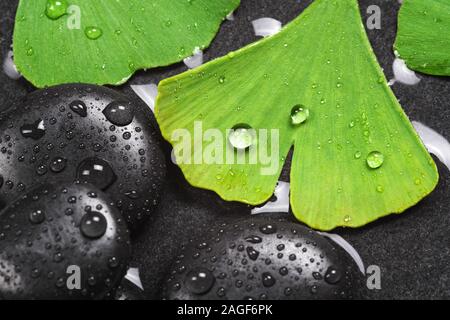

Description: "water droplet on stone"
246 246 260 261
36 164 48 176
312 272 322 280
80 211 107 239
259 223 277 234
77 157 117 190
108 256 119 268
50 157 67 173
279 267 288 276
262 272 276 287
29 210 45 224
102 101 135 126
310 285 318 294
69 100 87 117
185 268 215 295
324 266 342 284
124 190 140 199
245 235 262 244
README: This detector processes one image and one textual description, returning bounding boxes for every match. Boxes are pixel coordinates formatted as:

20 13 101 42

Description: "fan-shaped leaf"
155 0 438 230
13 0 240 87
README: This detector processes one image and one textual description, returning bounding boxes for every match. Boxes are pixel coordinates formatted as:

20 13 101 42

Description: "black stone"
160 215 362 300
0 84 166 233
1 0 449 299
0 182 131 300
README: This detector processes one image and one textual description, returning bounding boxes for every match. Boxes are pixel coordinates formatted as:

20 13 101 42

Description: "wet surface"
1 0 449 299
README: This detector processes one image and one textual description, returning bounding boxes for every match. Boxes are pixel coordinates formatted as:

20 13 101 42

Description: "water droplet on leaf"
85 26 103 40
290 105 310 125
366 151 384 169
228 124 255 150
45 0 68 20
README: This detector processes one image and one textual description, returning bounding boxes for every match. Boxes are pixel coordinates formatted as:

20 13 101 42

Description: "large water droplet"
29 210 45 224
103 101 135 126
246 246 260 261
20 119 45 140
85 26 103 40
366 151 384 169
228 124 255 150
50 157 67 173
185 268 215 295
69 100 87 117
245 235 262 244
262 272 276 287
77 157 117 190
45 0 68 20
324 266 342 285
259 223 277 234
80 212 107 239
290 105 310 125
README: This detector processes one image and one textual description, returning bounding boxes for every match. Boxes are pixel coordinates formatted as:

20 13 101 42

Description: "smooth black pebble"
160 215 362 300
0 182 131 299
0 84 166 232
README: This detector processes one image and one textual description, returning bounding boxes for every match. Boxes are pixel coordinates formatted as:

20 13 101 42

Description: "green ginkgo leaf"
155 0 439 230
395 0 450 76
13 0 240 87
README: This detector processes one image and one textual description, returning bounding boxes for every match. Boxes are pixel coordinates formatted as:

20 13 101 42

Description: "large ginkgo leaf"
13 0 240 87
155 0 439 230
395 0 450 76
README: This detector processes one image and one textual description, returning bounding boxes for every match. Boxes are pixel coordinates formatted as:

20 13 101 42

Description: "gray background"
1 0 449 299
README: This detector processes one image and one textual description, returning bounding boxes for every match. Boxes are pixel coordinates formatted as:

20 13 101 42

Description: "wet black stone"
0 84 166 233
0 182 131 300
159 215 362 300
1 0 449 300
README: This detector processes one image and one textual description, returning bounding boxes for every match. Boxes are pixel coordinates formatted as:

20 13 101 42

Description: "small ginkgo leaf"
155 0 439 230
395 0 450 76
13 0 240 87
